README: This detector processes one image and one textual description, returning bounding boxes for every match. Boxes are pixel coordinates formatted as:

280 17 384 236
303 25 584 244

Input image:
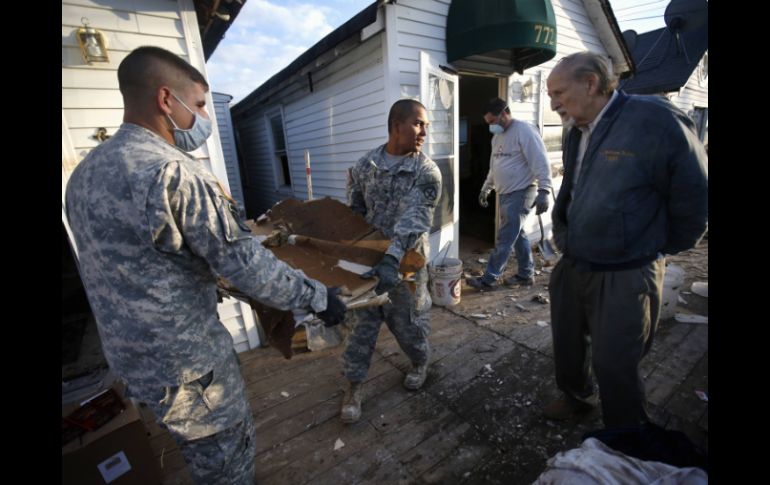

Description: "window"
267 111 292 188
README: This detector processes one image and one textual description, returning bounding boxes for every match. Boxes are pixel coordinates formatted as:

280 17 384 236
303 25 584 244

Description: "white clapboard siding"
671 56 708 113
236 32 386 216
62 0 247 355
217 297 262 354
213 93 246 208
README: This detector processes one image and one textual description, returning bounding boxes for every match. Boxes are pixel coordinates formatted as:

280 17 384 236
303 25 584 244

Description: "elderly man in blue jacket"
543 52 708 427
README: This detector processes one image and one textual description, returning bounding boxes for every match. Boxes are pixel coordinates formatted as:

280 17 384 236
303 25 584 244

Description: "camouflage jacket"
65 123 326 395
347 144 442 262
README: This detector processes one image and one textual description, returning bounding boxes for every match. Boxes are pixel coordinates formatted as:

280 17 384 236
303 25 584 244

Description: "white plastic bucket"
660 264 685 320
429 258 463 306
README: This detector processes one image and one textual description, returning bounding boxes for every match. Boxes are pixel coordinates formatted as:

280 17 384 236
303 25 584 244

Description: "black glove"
532 189 550 215
317 287 347 327
362 254 401 295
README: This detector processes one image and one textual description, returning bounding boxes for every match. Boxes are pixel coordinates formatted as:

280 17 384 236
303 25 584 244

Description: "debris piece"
678 295 688 305
531 294 549 304
691 281 708 298
478 258 488 263
536 320 549 327
695 390 709 402
483 364 493 373
280 391 290 398
334 438 345 451
335 259 372 275
515 303 529 312
474 344 496 353
471 313 490 319
674 313 708 324
535 270 542 275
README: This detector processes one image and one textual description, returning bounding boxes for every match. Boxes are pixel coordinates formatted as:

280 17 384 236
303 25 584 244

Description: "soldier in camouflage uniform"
65 46 346 484
340 99 442 423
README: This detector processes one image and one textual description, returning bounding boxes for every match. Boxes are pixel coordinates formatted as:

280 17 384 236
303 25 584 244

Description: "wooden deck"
150 239 708 484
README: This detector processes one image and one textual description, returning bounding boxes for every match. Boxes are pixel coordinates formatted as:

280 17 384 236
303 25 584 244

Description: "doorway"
458 74 500 244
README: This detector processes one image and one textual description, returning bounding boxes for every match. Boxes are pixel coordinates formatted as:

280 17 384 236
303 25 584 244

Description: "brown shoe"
543 397 594 421
340 382 363 423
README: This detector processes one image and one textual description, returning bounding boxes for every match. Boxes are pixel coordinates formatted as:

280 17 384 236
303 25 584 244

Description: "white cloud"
206 1 339 103
206 1 373 104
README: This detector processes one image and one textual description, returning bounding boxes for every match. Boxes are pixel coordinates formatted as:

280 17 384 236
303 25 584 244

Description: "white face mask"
167 92 212 152
488 106 508 135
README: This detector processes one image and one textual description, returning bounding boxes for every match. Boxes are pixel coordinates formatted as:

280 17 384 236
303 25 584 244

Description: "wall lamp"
76 17 109 64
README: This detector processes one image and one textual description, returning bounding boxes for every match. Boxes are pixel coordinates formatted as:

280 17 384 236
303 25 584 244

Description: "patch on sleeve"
420 183 440 203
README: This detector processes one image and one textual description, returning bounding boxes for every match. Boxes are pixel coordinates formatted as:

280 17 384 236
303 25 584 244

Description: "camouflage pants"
176 412 257 484
343 267 432 382
143 351 257 484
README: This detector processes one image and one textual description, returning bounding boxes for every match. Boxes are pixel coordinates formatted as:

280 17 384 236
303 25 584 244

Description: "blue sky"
206 0 670 104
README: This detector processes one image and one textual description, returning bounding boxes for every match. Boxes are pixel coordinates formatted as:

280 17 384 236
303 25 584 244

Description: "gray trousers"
548 256 664 427
143 350 257 484
342 267 432 383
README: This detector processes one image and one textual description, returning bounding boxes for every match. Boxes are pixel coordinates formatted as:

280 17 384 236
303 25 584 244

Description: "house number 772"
533 25 556 45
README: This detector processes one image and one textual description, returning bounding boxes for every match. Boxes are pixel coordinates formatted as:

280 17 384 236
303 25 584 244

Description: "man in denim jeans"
467 97 553 290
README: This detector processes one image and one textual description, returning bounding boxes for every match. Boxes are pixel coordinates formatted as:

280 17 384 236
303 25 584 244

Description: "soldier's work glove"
478 189 491 208
532 189 550 215
362 254 401 295
317 287 347 327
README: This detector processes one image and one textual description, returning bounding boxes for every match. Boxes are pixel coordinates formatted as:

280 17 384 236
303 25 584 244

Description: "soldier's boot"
403 361 429 390
340 381 363 424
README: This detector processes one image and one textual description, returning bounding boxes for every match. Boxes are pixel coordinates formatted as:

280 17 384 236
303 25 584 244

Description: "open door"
420 51 459 259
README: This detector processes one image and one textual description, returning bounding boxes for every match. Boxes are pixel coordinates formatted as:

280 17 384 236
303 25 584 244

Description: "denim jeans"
481 185 537 283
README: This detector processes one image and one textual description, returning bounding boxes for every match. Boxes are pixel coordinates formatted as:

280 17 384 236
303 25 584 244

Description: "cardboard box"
62 395 160 484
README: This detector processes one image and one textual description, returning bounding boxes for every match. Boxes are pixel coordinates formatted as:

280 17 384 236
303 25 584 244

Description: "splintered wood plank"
448 342 556 420
239 343 341 385
640 320 693 378
314 391 474 485
246 351 385 413
698 407 708 431
502 322 553 354
418 441 492 484
645 324 708 407
662 352 709 426
376 312 490 372
250 354 393 438
253 363 405 457
254 410 381 484
425 331 518 401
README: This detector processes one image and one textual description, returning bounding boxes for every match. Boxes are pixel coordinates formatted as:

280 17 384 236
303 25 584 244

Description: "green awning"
446 0 557 75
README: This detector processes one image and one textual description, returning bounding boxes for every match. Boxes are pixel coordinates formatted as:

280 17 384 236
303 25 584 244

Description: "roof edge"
232 2 379 116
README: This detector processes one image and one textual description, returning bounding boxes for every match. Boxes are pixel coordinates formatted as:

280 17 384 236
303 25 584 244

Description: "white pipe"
304 149 313 200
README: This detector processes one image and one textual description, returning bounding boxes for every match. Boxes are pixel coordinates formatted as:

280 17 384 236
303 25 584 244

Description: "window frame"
264 106 294 194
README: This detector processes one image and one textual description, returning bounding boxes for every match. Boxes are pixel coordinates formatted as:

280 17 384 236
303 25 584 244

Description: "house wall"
61 0 258 353
232 0 624 259
235 32 387 217
671 53 708 112
213 92 246 207
389 0 610 247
